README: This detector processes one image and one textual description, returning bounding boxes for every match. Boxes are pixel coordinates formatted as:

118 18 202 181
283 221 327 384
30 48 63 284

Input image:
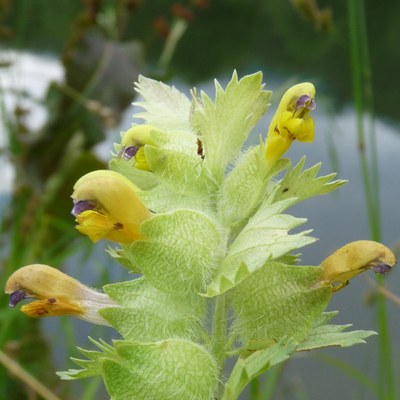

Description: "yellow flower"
265 82 316 164
118 125 156 171
4 264 116 325
316 240 396 292
72 170 151 243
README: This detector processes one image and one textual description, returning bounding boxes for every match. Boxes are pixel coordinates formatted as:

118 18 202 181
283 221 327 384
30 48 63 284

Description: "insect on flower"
197 138 205 160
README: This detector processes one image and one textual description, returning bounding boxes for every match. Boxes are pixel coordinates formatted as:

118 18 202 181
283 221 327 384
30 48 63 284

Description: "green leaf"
109 157 159 191
57 338 117 380
101 278 206 341
191 71 271 181
222 340 297 400
145 145 215 195
297 319 377 351
101 339 217 400
106 246 141 273
130 209 222 294
205 199 315 297
272 156 347 204
230 262 331 344
311 311 339 326
100 360 134 399
133 75 192 133
139 184 213 213
218 144 289 228
149 128 198 155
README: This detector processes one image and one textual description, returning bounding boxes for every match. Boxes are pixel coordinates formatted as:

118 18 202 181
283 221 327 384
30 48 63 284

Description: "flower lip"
9 289 27 307
371 263 392 274
72 199 96 217
296 94 316 112
123 145 139 160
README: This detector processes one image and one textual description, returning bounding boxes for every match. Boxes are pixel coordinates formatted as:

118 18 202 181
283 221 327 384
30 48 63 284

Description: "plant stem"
211 294 228 399
158 19 188 70
347 0 395 398
249 376 261 399
315 353 379 397
260 364 285 400
0 350 60 400
371 278 400 306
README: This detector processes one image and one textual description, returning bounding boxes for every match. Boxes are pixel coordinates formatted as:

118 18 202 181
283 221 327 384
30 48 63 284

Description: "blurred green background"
1 1 400 399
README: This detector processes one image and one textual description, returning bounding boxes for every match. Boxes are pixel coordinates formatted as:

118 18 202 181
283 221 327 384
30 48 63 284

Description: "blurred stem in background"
347 1 395 400
0 350 61 400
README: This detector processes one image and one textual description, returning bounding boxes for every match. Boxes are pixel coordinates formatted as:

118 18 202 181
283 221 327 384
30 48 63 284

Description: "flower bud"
72 170 151 243
265 83 316 164
317 240 396 291
5 264 116 325
118 125 156 171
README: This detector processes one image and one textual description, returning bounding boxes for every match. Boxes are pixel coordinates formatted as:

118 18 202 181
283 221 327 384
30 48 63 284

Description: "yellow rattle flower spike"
5 264 117 325
72 170 151 243
265 82 316 165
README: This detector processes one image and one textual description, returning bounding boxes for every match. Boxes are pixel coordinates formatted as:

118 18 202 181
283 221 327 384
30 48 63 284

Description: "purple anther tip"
372 263 392 275
297 95 316 111
124 146 139 160
9 290 26 307
71 200 96 217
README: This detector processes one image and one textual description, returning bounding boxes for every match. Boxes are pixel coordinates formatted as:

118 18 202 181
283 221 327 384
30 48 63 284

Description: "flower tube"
5 264 116 325
72 170 151 243
265 83 316 164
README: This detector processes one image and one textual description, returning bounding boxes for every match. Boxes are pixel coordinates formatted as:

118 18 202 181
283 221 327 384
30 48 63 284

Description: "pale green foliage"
61 72 376 400
230 262 332 345
106 246 140 272
133 76 192 133
217 145 289 228
109 157 158 191
191 71 272 182
103 339 218 400
100 278 206 341
58 338 117 380
129 210 222 295
205 198 316 297
144 144 212 195
272 156 347 205
138 183 213 213
296 311 377 351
